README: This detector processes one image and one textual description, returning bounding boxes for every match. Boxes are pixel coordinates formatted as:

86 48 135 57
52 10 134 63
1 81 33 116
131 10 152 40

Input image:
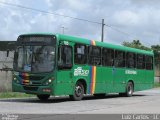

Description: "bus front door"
55 45 73 95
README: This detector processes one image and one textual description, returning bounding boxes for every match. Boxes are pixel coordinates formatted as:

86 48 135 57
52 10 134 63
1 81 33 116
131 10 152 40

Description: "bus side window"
58 45 72 69
74 44 87 64
126 52 136 68
114 50 125 68
137 54 145 69
102 48 114 66
88 46 101 66
145 56 153 70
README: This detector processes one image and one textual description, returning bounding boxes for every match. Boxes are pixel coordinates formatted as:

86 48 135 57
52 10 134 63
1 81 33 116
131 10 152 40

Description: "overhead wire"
0 1 102 25
105 25 137 39
0 1 153 46
105 25 152 46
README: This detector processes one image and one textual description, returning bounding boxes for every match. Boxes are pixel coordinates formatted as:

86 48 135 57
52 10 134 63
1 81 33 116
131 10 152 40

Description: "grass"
0 92 35 99
154 83 160 88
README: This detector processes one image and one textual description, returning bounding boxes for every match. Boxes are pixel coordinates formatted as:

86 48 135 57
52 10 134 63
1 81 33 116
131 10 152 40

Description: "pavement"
0 88 160 115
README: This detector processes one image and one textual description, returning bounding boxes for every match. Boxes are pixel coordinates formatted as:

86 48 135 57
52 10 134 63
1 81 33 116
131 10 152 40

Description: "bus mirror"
6 49 9 57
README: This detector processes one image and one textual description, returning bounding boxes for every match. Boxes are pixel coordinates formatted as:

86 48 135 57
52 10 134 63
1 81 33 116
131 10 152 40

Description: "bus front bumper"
12 82 52 95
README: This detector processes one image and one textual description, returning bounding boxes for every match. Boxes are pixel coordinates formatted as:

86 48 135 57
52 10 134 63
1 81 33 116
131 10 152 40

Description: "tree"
122 40 160 65
151 45 160 65
0 41 16 51
122 40 151 51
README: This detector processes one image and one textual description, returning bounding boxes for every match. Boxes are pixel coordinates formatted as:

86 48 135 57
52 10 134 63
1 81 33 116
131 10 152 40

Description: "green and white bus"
12 33 154 101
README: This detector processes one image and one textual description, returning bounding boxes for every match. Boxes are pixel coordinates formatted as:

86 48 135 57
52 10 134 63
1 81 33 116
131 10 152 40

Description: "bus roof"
19 33 153 56
57 34 153 56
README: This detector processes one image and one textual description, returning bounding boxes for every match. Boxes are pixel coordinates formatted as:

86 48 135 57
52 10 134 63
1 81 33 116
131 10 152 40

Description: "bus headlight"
13 77 20 84
48 79 52 83
45 77 54 85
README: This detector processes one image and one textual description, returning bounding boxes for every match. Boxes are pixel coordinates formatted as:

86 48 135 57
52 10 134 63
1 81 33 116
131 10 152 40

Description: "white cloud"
113 10 139 27
0 0 160 46
45 0 53 8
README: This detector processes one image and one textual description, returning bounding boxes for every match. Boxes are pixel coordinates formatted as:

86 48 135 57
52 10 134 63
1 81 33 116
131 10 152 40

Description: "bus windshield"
14 45 55 73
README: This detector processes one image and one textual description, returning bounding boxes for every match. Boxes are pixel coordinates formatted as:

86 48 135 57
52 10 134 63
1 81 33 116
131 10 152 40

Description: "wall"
155 64 160 77
0 51 13 92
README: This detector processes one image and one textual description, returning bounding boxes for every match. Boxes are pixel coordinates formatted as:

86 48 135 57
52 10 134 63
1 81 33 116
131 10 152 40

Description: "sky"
0 0 160 46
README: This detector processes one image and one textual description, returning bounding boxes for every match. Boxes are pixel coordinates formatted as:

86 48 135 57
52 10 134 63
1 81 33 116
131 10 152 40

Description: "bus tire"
70 81 84 101
125 82 134 97
37 94 50 101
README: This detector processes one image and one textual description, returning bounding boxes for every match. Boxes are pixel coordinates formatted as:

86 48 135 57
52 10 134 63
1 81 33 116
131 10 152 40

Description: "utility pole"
61 26 68 34
101 19 105 42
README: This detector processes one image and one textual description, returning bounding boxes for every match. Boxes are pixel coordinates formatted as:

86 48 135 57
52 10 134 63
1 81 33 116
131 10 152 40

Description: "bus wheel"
37 94 50 101
70 81 84 101
125 82 134 97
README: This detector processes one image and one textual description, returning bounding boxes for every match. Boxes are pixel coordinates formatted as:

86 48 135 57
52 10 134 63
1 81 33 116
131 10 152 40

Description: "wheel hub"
75 86 82 97
128 85 133 95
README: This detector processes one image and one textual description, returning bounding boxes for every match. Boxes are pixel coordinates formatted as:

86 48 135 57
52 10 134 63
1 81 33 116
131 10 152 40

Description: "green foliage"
122 40 151 51
0 92 35 98
122 40 160 65
151 45 160 64
154 83 160 88
0 41 16 51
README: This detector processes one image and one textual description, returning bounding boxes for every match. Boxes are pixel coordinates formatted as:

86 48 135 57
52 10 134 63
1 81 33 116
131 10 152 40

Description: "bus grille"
23 86 38 91
19 75 45 81
29 76 45 80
